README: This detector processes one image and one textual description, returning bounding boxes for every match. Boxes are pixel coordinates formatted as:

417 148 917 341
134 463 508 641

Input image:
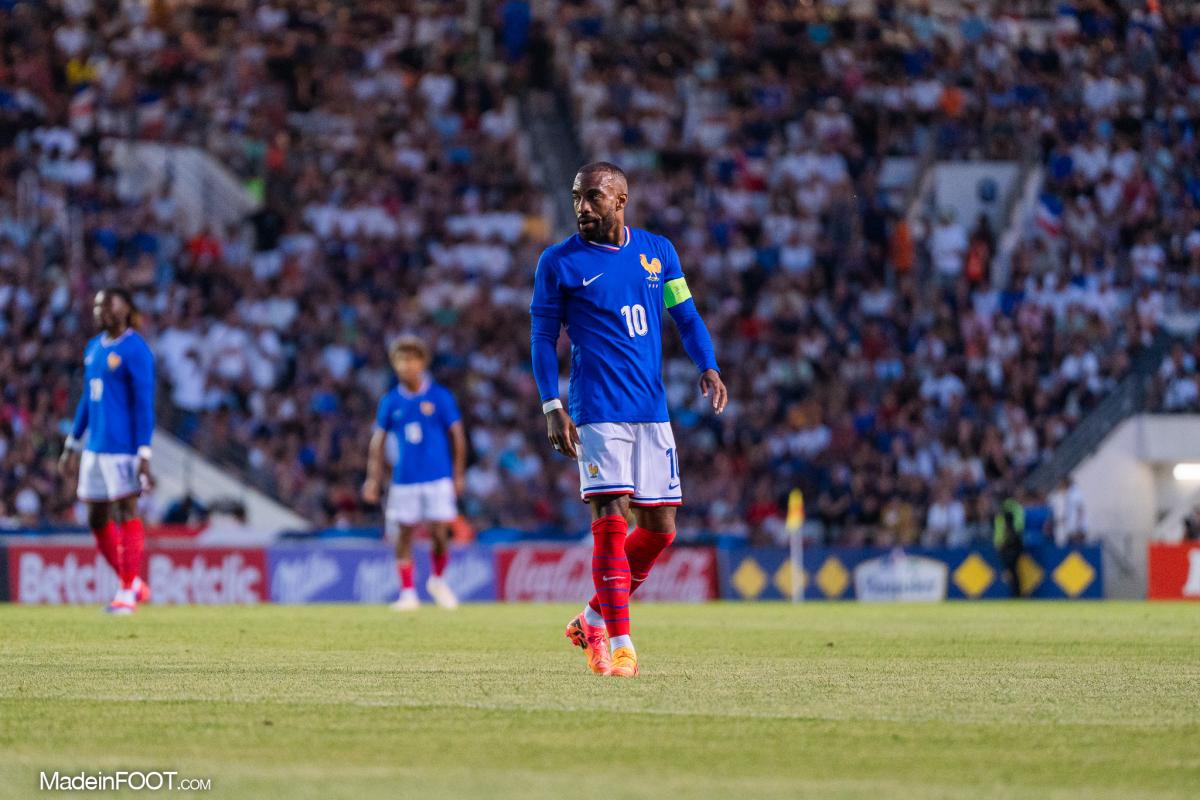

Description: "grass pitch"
0 602 1197 799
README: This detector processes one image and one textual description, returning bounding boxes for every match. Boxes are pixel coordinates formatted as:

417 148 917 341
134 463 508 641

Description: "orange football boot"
607 646 638 677
565 613 612 675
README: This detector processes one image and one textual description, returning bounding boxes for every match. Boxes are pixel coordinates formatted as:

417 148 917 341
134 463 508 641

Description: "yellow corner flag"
786 488 805 532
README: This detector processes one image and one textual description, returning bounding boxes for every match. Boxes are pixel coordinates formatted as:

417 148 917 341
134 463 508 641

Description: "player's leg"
565 423 635 674
392 523 420 610
589 493 634 664
385 482 420 610
107 454 149 604
606 422 682 605
627 505 678 592
608 422 684 676
80 452 122 580
85 500 121 579
425 522 458 609
424 479 458 609
581 505 676 622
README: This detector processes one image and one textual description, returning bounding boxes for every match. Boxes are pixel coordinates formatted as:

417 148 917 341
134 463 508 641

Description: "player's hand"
58 449 80 481
700 369 727 415
546 408 580 459
137 457 156 492
453 473 466 497
361 478 382 505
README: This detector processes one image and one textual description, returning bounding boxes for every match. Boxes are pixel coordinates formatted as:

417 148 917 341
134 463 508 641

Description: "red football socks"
591 514 631 638
588 526 676 618
397 560 414 590
432 550 448 578
92 521 122 576
118 517 145 590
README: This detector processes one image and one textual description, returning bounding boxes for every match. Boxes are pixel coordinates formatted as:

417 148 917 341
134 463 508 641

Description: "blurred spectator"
925 485 968 548
1048 477 1088 546
1184 507 1200 542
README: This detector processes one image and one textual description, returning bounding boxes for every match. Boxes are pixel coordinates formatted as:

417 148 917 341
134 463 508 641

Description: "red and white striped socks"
590 515 632 649
584 525 676 647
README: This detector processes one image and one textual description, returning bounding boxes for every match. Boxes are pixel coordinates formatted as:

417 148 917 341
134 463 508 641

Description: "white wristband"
137 446 153 461
542 399 563 414
64 436 82 452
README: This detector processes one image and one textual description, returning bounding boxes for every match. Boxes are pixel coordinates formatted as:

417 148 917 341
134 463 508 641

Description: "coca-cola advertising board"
7 545 267 605
1148 543 1200 600
495 546 717 602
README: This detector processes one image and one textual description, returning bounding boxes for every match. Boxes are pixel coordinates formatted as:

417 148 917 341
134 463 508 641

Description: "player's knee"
635 505 676 533
111 497 135 524
430 525 450 549
87 504 108 530
395 527 416 557
589 494 630 520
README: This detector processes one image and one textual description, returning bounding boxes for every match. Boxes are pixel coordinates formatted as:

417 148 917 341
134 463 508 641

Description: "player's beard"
578 211 616 242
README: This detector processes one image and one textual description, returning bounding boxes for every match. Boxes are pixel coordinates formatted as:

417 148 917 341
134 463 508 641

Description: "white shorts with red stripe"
77 451 141 502
576 422 682 507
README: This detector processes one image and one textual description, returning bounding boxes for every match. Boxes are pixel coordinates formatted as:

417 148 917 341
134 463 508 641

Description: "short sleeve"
438 387 462 427
530 249 563 320
374 393 392 431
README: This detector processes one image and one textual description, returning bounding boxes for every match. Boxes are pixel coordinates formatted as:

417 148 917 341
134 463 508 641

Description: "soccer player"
530 162 727 677
362 337 467 611
58 288 155 614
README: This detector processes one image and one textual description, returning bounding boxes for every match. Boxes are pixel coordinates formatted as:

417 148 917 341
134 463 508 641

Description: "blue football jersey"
71 330 156 455
374 379 461 485
530 226 695 425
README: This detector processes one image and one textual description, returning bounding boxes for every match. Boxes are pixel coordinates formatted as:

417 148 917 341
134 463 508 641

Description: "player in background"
362 337 467 611
530 162 727 677
58 288 155 614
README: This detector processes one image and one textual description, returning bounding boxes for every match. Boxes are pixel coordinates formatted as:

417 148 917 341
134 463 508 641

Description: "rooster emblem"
640 253 661 283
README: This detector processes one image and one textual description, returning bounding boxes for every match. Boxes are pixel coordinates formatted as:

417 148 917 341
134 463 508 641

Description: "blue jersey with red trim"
374 379 461 485
71 330 156 455
530 227 695 425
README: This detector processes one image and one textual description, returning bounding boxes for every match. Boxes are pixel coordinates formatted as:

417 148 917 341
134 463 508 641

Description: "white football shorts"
576 421 682 506
76 451 141 502
385 477 458 527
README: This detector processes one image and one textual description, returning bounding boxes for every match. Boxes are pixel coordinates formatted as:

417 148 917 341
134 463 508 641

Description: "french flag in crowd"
1036 193 1064 238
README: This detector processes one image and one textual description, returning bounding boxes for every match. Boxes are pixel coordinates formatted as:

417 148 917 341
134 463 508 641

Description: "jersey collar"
396 375 431 399
581 226 629 252
100 329 133 347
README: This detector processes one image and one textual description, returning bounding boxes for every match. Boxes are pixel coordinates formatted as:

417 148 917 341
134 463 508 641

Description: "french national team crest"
420 401 435 416
587 463 599 478
640 253 661 284
106 353 122 370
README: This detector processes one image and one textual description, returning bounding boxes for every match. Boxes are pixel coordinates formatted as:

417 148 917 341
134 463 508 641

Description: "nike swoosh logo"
602 575 621 582
668 483 680 490
582 273 604 286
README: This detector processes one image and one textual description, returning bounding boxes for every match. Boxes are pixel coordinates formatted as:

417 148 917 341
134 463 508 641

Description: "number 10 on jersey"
620 304 648 337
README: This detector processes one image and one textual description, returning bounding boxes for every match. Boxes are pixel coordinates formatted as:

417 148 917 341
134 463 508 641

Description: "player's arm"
662 245 727 414
530 250 579 457
362 397 391 505
439 389 468 496
129 340 156 489
449 421 466 496
58 382 89 480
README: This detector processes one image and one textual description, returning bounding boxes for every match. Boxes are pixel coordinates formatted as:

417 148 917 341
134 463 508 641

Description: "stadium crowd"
3 0 1199 547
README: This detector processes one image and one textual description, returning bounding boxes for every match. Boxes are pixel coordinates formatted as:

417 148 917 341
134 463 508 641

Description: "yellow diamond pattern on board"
731 557 767 600
774 562 805 597
1052 551 1096 598
1017 554 1044 596
815 557 849 598
953 553 995 598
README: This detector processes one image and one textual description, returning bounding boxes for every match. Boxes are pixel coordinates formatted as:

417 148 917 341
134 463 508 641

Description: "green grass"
0 602 1197 799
